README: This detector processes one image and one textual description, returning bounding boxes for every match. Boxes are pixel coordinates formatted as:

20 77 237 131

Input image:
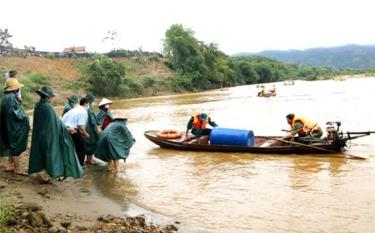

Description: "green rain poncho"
0 92 30 157
85 107 100 154
28 98 84 178
96 110 114 127
95 120 134 162
62 101 74 116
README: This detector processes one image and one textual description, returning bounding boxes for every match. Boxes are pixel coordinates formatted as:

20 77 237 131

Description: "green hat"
85 94 96 102
9 70 17 77
286 113 295 120
67 95 79 103
199 113 208 121
36 86 55 97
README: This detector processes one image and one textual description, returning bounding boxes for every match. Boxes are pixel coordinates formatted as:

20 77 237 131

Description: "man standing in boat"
186 113 218 138
282 113 322 142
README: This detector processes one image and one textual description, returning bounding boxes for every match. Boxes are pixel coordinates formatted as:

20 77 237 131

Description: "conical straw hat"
98 98 113 107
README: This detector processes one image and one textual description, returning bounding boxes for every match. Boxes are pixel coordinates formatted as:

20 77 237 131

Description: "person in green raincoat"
95 111 135 173
0 78 30 175
62 95 79 116
85 94 101 164
28 86 84 183
96 98 114 130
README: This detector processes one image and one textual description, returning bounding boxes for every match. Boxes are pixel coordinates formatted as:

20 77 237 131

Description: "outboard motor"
326 121 346 147
326 121 342 139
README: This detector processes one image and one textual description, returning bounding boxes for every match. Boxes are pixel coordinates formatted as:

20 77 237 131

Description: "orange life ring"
157 130 182 139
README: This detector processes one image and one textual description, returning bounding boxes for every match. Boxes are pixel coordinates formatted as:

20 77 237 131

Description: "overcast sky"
1 0 374 55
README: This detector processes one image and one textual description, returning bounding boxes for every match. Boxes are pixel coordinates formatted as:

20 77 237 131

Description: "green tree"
163 24 235 90
233 61 260 84
0 28 13 53
255 63 273 83
84 56 126 96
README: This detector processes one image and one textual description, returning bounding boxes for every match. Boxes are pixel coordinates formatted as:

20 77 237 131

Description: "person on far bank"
28 86 84 184
282 113 323 142
85 94 101 165
62 98 90 166
62 95 79 116
96 98 114 130
186 113 218 138
0 78 29 175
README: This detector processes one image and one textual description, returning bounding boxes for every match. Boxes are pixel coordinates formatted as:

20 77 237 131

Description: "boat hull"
144 130 342 154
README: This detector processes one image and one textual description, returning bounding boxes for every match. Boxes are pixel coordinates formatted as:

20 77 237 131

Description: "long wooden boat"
144 130 343 154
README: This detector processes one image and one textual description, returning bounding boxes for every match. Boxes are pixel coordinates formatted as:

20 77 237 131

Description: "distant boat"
283 80 295 86
333 76 347 81
257 91 276 97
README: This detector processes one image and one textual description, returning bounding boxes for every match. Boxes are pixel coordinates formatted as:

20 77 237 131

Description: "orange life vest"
291 115 320 136
193 115 208 130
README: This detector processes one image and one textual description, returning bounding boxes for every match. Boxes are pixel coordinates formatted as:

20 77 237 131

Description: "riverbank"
0 56 174 109
0 157 179 233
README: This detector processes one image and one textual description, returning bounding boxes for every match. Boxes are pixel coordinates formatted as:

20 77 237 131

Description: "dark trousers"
192 128 212 137
71 133 86 166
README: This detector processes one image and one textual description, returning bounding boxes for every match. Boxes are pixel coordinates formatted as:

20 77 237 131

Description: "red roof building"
63 46 86 53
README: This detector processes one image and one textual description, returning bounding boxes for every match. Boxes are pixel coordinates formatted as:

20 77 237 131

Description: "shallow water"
94 78 375 233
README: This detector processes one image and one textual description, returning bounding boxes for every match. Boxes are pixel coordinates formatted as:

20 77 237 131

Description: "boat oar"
262 136 367 160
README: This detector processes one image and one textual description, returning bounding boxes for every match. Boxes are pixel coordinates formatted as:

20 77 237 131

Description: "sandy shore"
0 156 179 232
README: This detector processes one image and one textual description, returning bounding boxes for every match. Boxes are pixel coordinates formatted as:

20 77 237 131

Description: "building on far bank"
63 46 86 53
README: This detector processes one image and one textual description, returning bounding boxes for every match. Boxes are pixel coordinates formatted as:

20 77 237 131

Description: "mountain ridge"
233 44 375 70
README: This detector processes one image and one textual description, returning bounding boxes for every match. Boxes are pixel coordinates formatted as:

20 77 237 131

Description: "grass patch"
0 199 13 231
21 72 51 109
60 80 84 90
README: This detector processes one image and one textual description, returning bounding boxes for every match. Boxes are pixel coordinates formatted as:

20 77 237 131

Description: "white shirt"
62 105 88 129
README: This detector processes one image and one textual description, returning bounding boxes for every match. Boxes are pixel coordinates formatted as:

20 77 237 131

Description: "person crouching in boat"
185 113 218 139
282 113 323 142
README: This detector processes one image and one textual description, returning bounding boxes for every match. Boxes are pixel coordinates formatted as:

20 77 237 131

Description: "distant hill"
234 44 375 70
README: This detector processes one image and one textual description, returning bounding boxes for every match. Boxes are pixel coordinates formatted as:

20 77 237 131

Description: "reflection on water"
97 78 375 233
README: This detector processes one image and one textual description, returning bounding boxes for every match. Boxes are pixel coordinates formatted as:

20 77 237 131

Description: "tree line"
82 24 366 97
1 25 370 101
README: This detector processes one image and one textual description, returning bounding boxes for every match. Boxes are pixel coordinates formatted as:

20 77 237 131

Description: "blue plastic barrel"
210 127 255 147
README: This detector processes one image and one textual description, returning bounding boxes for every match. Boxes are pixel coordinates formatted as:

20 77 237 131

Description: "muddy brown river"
92 77 375 233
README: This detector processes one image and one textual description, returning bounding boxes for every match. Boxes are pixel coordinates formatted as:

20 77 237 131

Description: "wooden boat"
144 130 343 154
257 91 276 97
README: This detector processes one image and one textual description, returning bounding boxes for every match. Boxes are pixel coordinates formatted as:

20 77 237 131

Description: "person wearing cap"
62 97 90 166
62 95 79 116
282 113 322 142
96 98 114 130
85 94 101 164
95 111 135 173
3 70 22 100
186 113 218 138
0 78 29 175
29 86 84 183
